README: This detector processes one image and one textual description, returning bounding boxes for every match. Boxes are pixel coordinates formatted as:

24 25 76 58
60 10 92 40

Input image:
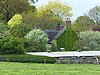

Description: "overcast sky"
35 0 100 21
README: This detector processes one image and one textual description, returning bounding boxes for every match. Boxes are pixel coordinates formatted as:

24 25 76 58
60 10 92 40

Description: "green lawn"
0 62 100 75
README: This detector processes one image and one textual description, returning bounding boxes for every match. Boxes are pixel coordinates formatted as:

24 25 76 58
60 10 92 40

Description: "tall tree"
40 0 72 23
34 9 63 29
28 0 72 29
72 16 95 33
0 0 36 22
46 0 72 20
88 5 100 25
8 14 33 38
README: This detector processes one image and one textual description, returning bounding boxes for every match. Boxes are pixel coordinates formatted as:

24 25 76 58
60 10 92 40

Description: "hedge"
0 54 56 64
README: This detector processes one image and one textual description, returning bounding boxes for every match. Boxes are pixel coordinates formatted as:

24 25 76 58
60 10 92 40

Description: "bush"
76 30 100 51
51 39 58 52
25 29 49 52
24 39 47 52
0 54 56 63
0 36 25 54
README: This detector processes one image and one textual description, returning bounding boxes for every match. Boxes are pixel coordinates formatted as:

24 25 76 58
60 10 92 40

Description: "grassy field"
0 62 100 75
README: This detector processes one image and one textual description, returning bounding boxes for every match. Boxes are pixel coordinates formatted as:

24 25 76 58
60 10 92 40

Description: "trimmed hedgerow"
0 54 56 63
57 26 78 51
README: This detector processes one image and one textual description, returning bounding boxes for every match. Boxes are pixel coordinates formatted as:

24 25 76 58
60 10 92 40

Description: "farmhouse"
44 18 78 51
44 18 71 44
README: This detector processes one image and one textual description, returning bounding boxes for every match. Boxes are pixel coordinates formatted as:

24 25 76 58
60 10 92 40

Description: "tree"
8 14 22 27
9 23 33 38
8 14 33 38
46 0 72 21
72 16 95 33
0 0 36 22
88 5 100 25
22 11 36 27
29 0 72 29
76 30 100 51
22 7 65 30
34 9 63 29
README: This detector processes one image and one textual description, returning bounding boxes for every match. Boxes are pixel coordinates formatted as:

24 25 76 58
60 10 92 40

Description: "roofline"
50 26 66 43
54 26 66 39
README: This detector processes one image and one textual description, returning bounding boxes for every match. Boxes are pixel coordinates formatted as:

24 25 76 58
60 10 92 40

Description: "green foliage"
0 13 5 22
57 26 78 51
53 39 57 47
76 30 100 51
0 0 36 22
72 16 95 33
22 11 36 26
51 39 58 51
0 22 8 33
88 5 100 25
0 22 9 39
33 8 64 29
9 23 33 38
0 54 56 63
46 0 72 20
25 29 49 52
0 36 25 54
0 31 10 39
8 14 22 27
32 0 72 29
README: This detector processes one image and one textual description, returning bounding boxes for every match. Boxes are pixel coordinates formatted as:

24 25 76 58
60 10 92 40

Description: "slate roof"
55 26 66 39
44 30 59 44
44 26 66 44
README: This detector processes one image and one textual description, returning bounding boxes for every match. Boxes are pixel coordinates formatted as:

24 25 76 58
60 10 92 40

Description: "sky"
35 0 100 21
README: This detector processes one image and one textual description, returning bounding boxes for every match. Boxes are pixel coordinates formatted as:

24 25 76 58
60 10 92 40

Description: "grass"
0 63 100 75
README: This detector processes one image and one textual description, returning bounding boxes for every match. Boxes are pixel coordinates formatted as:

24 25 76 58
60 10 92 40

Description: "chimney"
66 18 71 26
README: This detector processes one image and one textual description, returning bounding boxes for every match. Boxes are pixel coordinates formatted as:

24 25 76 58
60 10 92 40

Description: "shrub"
0 54 56 63
76 30 100 51
25 29 49 52
51 39 58 51
24 39 47 52
0 36 25 54
57 26 78 51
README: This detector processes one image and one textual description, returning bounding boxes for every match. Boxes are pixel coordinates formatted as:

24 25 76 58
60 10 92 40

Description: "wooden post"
94 56 99 64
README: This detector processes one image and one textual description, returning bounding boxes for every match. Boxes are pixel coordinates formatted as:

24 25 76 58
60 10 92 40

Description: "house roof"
55 26 66 39
44 26 66 44
44 30 59 44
